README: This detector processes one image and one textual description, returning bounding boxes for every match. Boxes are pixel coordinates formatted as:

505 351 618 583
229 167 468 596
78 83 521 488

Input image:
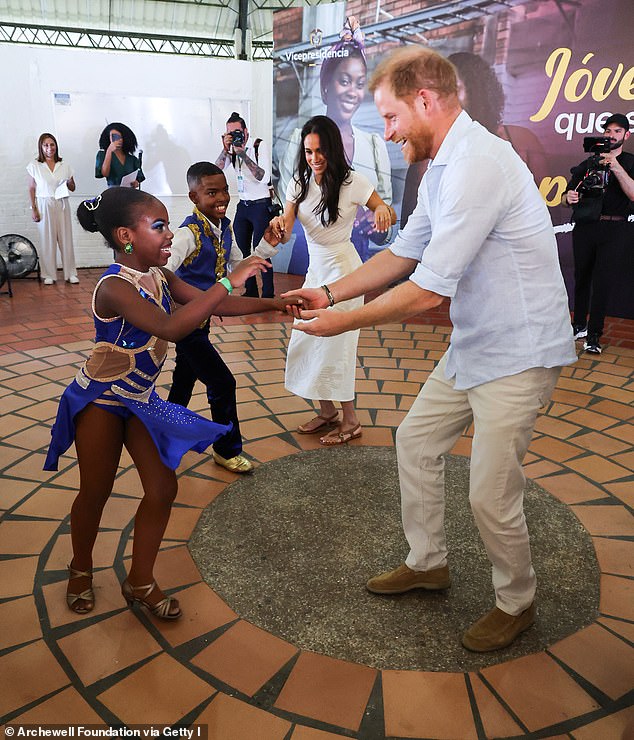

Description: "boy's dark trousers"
167 320 242 459
234 199 275 297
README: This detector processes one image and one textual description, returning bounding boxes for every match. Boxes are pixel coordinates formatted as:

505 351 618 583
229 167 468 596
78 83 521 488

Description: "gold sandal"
297 411 339 434
121 579 182 620
66 564 95 614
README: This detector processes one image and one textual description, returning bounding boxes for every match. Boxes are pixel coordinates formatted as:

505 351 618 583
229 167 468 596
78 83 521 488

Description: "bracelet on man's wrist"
321 284 335 307
218 277 233 294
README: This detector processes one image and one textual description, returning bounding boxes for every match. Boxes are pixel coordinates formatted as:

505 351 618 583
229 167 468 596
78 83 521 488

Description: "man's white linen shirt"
389 111 576 390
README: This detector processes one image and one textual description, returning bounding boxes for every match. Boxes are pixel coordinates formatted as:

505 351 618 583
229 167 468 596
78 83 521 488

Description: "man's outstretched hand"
281 287 329 319
291 308 350 337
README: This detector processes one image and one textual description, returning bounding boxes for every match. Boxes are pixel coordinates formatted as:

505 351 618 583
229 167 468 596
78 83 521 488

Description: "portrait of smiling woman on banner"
277 15 393 271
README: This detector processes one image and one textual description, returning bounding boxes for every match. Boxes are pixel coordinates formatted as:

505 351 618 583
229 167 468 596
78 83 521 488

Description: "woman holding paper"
27 132 79 285
95 122 145 188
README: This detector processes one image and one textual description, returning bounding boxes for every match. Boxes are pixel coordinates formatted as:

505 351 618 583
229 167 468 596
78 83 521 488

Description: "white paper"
120 169 139 188
54 181 70 199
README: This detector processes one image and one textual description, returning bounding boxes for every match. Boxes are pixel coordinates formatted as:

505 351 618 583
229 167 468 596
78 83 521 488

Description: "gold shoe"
66 564 95 614
121 579 182 620
212 451 254 474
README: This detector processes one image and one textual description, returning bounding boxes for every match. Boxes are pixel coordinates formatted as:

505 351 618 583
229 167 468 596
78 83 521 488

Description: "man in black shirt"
563 113 634 354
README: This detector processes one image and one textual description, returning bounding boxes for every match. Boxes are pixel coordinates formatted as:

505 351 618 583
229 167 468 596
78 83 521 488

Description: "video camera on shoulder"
230 129 245 148
579 136 612 196
583 136 611 154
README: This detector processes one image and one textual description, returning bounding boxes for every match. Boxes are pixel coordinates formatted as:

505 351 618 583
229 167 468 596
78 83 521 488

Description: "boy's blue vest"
175 208 233 290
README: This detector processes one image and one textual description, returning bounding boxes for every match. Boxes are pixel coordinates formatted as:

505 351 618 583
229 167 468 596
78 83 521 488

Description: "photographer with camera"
216 112 276 297
563 113 634 354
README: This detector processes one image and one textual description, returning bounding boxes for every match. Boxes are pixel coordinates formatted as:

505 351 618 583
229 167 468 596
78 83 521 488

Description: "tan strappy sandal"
121 579 182 620
66 564 95 614
320 423 363 446
297 411 339 434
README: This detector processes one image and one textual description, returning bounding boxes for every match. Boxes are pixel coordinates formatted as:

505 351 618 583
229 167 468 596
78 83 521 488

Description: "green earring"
124 242 133 254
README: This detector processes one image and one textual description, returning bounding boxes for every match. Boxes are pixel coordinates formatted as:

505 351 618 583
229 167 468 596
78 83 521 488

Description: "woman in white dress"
27 133 78 285
271 116 395 445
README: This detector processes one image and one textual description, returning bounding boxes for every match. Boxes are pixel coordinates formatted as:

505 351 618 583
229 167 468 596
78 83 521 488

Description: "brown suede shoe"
366 563 451 594
462 603 536 652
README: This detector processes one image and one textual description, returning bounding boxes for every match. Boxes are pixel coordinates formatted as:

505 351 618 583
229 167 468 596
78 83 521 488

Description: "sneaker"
43 278 55 285
366 563 451 594
583 334 602 354
67 276 80 284
212 451 254 474
572 324 587 340
462 603 535 652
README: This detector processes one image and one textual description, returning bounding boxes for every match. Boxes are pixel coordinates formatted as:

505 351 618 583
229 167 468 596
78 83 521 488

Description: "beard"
609 134 626 150
403 122 435 163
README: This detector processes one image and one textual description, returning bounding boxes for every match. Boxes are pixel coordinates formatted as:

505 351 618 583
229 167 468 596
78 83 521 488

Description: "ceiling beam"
0 21 273 58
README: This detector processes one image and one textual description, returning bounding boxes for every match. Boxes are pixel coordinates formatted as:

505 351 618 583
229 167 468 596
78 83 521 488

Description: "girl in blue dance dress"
45 186 271 620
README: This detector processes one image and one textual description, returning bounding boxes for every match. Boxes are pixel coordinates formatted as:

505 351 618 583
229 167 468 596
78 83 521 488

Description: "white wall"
2 43 272 268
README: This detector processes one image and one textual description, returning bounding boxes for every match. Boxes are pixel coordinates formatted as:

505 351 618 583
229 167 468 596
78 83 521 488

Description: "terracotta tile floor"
1 269 633 738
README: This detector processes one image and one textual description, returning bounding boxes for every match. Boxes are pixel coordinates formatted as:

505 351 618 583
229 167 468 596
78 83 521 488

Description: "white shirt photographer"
233 139 271 201
217 133 272 202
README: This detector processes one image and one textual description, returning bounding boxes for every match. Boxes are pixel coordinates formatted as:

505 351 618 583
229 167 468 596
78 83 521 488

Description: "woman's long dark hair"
293 115 352 226
448 52 505 133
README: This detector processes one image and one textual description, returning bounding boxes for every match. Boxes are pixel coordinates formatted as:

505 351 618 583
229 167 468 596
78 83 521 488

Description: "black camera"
583 136 612 154
579 136 612 195
230 129 244 148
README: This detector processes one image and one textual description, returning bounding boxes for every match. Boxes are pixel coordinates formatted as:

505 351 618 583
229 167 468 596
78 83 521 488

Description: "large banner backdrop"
272 0 634 320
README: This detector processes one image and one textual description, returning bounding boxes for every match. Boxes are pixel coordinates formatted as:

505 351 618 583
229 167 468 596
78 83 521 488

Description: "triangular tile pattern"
0 270 633 737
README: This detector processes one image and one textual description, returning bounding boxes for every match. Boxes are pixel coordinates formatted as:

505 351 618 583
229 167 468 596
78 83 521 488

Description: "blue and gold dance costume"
44 263 231 472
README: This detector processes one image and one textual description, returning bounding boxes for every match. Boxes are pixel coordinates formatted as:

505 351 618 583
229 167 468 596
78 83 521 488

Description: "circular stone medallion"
190 447 599 671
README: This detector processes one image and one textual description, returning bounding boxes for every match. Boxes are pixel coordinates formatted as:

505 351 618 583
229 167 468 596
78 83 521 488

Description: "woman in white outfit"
27 133 78 285
271 116 395 445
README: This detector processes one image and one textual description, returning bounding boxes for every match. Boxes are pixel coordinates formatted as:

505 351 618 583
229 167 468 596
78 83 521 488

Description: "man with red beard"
280 46 577 652
563 113 634 355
